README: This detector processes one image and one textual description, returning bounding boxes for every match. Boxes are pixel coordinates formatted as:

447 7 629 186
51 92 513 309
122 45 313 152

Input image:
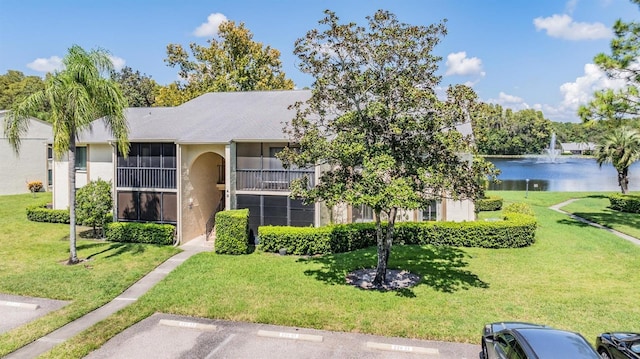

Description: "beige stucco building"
51 90 476 244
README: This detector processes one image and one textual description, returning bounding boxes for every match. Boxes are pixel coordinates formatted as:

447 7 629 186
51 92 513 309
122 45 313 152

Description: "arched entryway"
182 151 225 242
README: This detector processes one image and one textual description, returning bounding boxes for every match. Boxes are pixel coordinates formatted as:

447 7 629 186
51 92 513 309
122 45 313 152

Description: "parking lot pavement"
0 293 69 334
86 313 481 359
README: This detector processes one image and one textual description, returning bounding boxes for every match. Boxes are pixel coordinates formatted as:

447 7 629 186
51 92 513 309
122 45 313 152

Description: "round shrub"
609 193 640 214
476 196 503 212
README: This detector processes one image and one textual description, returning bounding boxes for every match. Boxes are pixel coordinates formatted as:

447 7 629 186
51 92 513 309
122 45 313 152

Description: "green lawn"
0 193 180 357
43 191 640 358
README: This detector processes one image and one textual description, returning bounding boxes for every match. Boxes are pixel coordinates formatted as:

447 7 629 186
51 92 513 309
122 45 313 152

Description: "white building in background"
0 111 52 195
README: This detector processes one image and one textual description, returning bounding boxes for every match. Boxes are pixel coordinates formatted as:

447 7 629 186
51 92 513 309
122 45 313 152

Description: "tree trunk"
68 137 79 264
373 211 386 287
385 207 397 267
372 208 398 287
618 168 629 195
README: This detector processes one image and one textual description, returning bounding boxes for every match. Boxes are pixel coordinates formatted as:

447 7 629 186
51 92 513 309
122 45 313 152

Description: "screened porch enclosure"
235 142 314 191
116 142 177 224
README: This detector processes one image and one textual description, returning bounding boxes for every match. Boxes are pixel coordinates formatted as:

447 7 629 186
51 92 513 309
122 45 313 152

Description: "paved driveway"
86 313 481 359
0 294 69 334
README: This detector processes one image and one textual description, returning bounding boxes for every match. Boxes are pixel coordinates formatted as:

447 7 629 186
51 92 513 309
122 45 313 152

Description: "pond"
485 156 640 192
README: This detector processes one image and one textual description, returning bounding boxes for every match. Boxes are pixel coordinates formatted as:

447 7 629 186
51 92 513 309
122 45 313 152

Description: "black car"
482 322 600 359
596 332 640 359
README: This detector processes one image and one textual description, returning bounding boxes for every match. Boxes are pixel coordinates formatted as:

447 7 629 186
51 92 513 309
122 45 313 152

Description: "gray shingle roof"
76 89 474 144
77 90 311 144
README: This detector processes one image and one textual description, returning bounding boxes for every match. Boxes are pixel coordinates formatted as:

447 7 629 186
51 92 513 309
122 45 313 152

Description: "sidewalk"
5 236 213 359
549 199 640 246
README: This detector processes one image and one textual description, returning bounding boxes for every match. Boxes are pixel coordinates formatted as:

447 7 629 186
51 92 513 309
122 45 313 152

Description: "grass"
42 190 640 358
561 194 640 239
0 193 180 357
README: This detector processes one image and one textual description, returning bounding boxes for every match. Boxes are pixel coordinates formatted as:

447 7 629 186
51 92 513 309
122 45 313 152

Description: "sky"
1 0 639 123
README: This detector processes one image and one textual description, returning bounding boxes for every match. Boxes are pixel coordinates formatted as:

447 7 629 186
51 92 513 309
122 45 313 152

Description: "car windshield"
631 341 640 354
517 329 599 358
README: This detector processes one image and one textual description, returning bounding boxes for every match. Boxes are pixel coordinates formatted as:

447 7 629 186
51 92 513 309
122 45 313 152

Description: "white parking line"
205 333 236 359
114 297 138 301
158 319 217 331
37 337 64 344
366 341 439 355
0 300 39 310
257 330 323 342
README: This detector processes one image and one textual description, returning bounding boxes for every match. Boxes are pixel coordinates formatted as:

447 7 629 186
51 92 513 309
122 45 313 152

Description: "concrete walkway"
549 199 640 246
5 236 213 359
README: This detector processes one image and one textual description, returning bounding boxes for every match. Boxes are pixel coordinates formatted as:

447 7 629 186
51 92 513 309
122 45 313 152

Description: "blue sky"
1 0 639 122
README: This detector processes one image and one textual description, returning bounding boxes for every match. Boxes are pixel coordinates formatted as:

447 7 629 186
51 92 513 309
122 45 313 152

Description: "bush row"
105 222 175 245
476 196 503 212
609 193 640 214
26 203 70 223
214 209 250 254
258 212 537 256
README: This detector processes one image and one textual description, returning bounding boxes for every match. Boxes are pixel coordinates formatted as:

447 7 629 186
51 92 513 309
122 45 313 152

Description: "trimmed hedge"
105 222 175 245
609 193 640 214
476 196 503 212
258 212 537 255
503 202 535 217
26 203 70 224
215 209 250 254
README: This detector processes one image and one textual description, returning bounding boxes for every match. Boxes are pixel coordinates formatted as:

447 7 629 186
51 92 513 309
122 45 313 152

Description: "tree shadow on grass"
557 209 640 231
297 245 489 296
77 242 146 259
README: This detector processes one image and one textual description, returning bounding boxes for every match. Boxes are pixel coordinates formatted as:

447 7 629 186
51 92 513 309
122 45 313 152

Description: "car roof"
515 328 599 358
611 332 640 342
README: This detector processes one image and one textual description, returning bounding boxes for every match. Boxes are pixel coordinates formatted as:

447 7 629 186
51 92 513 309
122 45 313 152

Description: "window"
47 145 53 186
352 204 374 223
75 146 87 171
422 200 439 221
267 147 285 170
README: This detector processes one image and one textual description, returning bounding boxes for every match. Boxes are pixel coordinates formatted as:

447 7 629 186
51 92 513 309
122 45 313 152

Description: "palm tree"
595 126 640 194
3 45 129 264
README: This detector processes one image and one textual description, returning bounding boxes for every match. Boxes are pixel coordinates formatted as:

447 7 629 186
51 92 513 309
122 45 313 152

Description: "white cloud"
559 63 626 108
26 56 63 73
533 14 612 40
527 63 627 122
193 13 228 37
487 92 530 111
109 55 126 71
445 51 485 76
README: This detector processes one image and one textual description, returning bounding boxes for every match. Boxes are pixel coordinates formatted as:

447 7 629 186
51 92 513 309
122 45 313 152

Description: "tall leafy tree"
110 66 158 107
0 70 48 120
472 103 553 155
157 20 294 106
579 0 640 122
595 126 640 194
3 45 129 264
281 10 493 287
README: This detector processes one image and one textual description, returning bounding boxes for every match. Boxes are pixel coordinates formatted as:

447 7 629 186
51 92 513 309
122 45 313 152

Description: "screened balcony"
236 169 315 191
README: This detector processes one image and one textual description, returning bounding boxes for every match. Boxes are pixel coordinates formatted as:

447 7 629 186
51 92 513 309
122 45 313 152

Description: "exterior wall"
442 198 476 222
0 119 51 195
53 144 114 209
180 144 226 243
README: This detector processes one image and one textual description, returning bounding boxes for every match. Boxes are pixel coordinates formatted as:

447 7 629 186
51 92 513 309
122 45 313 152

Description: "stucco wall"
443 198 476 222
180 144 225 242
53 144 114 209
0 118 51 195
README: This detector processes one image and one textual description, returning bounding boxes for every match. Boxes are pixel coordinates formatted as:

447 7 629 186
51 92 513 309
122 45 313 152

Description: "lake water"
486 156 640 192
